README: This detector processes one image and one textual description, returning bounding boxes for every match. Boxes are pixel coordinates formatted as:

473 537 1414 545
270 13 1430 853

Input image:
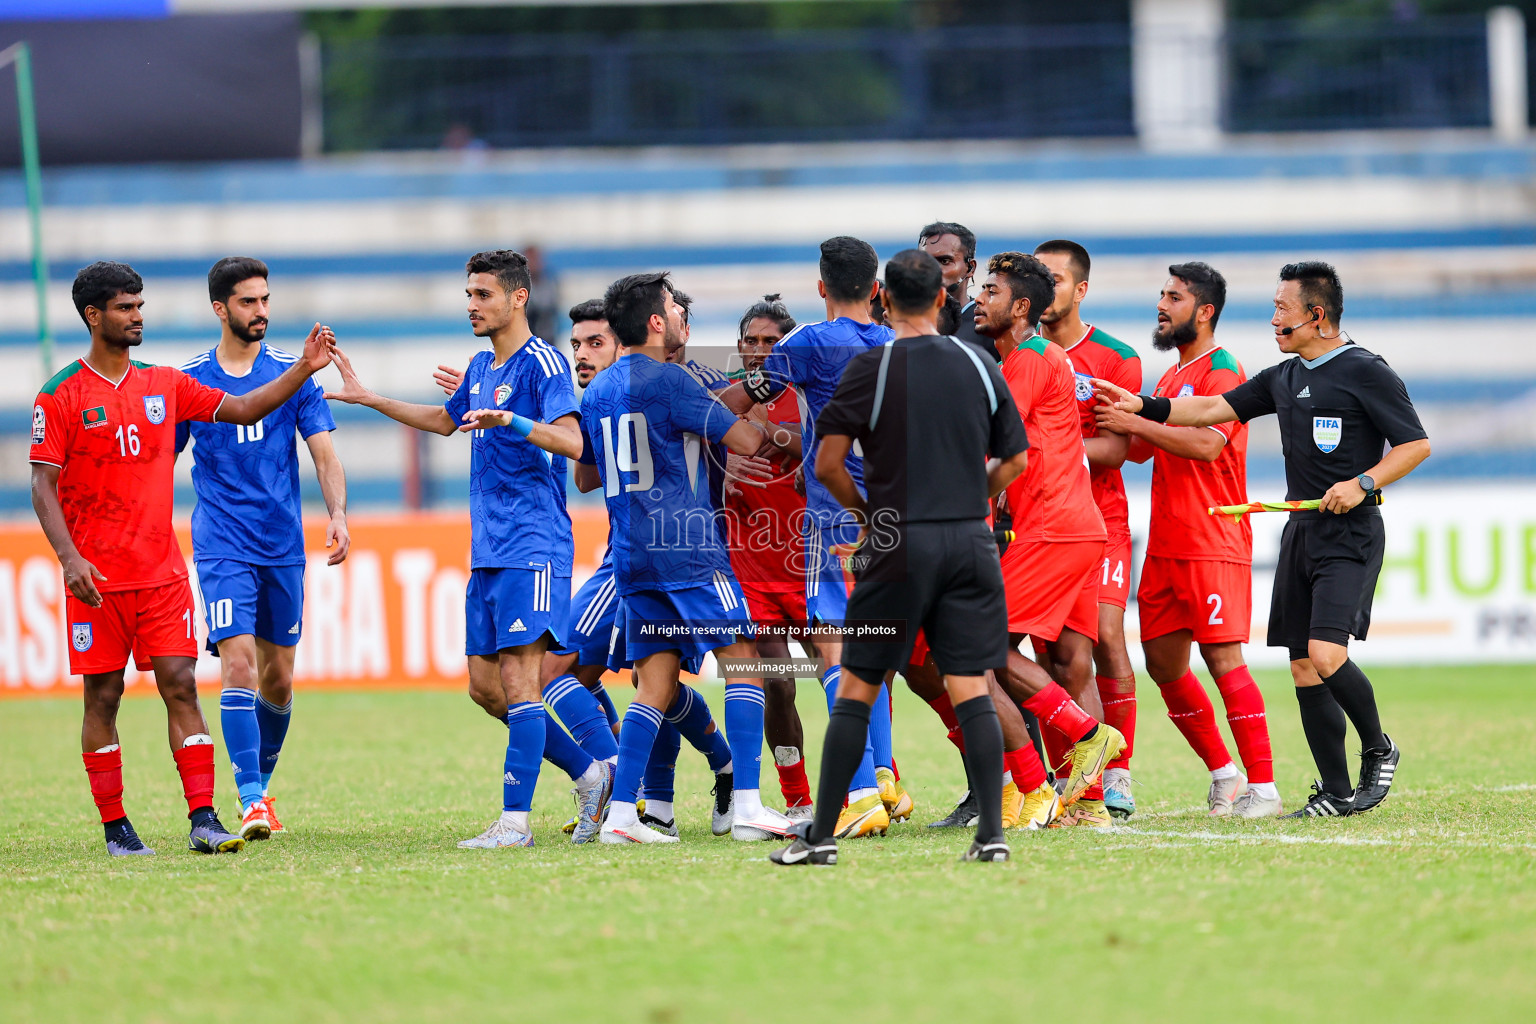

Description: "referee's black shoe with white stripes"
1283 781 1355 818
960 839 1010 863
769 835 838 866
1351 735 1400 814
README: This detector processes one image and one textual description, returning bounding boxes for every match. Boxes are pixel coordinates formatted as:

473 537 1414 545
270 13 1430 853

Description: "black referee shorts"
1269 512 1386 661
842 519 1008 679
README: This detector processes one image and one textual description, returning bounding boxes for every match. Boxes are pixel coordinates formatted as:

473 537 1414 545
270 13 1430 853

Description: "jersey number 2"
1207 593 1224 625
600 413 654 497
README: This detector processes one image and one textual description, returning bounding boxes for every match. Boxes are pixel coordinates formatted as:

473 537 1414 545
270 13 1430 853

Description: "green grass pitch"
3 665 1534 1023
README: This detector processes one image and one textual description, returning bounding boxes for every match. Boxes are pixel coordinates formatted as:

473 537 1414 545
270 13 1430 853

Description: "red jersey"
1061 325 1140 541
724 381 805 588
999 336 1105 544
30 358 226 591
1146 345 1250 563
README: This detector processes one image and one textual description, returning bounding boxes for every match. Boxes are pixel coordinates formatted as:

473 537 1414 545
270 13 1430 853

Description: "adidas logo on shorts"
508 618 527 632
288 622 300 635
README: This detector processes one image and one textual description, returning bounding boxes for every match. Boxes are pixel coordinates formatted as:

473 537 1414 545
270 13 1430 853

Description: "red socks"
1215 666 1274 785
927 693 966 754
1022 682 1097 743
1157 671 1231 771
82 748 126 823
775 755 812 808
1097 674 1137 771
1004 745 1047 792
173 743 216 817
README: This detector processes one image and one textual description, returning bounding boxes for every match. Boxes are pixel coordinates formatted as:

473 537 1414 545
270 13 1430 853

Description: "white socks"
849 786 878 802
733 789 764 819
1210 762 1239 781
607 801 639 827
645 799 674 822
499 809 529 832
578 762 604 787
1250 781 1280 799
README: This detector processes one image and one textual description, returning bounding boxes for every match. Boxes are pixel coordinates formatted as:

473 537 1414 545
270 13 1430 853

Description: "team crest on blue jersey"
1313 416 1342 453
71 623 92 652
1074 372 1093 401
143 395 166 424
1178 383 1195 397
494 383 513 406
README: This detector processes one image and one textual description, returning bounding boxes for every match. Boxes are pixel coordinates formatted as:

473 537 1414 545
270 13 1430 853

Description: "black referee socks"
954 696 1006 844
1295 684 1352 797
808 698 873 843
1320 659 1387 753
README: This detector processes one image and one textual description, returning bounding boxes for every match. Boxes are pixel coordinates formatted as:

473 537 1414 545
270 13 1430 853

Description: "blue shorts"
465 565 571 656
606 572 755 673
195 559 305 656
806 520 859 627
550 560 617 667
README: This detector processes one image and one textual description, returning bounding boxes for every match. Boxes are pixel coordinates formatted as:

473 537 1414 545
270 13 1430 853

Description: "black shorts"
842 519 1008 678
1268 512 1386 660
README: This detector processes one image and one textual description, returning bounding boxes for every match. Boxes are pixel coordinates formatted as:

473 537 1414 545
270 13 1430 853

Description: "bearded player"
724 294 815 821
1032 239 1143 819
1095 263 1281 817
31 261 335 856
973 253 1124 828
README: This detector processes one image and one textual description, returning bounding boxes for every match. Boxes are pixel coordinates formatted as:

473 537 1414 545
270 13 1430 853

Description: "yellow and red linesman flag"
1208 493 1383 522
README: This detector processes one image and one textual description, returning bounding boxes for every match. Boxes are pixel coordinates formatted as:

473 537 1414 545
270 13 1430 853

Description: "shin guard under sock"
1157 671 1232 771
503 703 546 812
955 696 1005 843
83 747 126 823
1320 659 1386 752
1215 666 1274 785
1097 674 1137 772
1296 684 1352 796
809 698 873 843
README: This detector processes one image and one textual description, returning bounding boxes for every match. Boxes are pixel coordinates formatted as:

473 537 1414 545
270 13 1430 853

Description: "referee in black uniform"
770 248 1030 866
1094 261 1430 819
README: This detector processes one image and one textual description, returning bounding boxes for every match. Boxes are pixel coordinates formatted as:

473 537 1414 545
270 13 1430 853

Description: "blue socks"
544 674 618 761
665 684 731 773
219 688 265 809
254 692 291 792
543 714 594 781
822 667 878 792
723 683 766 793
644 720 682 803
591 683 620 728
869 679 893 772
615 702 664 805
503 703 545 813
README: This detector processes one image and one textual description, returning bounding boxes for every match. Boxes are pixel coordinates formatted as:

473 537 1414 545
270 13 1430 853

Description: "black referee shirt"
816 335 1029 523
1223 341 1427 509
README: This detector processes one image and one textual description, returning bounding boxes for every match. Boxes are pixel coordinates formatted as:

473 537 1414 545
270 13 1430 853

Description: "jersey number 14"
600 413 654 496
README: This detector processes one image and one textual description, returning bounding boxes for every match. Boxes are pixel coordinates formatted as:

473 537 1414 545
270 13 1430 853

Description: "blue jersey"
580 353 736 594
683 357 732 511
758 317 893 524
175 344 335 566
445 338 580 574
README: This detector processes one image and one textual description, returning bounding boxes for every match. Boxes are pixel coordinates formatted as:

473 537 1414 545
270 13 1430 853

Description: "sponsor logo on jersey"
81 406 108 429
31 405 45 444
1297 385 1311 399
1178 383 1195 398
1313 416 1342 453
71 622 93 652
469 381 481 395
1073 372 1093 402
494 383 513 406
143 395 166 424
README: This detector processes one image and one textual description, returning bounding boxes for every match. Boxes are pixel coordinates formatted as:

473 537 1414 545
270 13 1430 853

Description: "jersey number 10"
600 413 654 497
236 421 265 444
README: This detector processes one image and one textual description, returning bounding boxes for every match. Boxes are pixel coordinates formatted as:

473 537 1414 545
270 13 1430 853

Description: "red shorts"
66 578 198 675
740 581 807 633
1002 538 1103 644
1098 533 1132 610
1136 555 1252 645
909 628 929 666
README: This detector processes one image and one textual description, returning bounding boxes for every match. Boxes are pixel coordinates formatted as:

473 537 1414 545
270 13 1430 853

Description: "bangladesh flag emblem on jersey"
81 406 108 429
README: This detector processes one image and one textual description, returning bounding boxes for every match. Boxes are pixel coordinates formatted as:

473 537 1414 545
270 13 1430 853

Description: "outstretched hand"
434 365 464 397
302 323 335 374
459 409 514 432
322 344 373 405
1092 378 1142 413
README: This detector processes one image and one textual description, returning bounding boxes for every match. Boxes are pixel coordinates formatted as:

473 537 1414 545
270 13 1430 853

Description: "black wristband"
1137 396 1171 423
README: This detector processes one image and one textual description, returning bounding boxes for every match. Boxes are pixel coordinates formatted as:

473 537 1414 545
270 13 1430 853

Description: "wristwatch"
1357 474 1376 494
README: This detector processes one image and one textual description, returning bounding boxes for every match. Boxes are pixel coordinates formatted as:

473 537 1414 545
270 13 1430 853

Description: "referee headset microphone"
1278 307 1319 336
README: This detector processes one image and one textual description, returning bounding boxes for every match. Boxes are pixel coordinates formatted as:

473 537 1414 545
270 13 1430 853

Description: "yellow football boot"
876 767 913 823
1000 780 1024 828
1061 725 1126 807
834 792 891 838
1018 782 1061 829
1051 798 1113 829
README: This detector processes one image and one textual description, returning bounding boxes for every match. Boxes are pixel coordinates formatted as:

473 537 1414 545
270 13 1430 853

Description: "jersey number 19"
600 413 654 496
